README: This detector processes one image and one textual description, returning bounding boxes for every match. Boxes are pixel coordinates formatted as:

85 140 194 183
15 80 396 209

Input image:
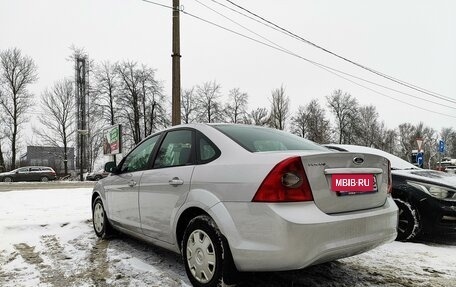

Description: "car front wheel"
182 215 236 287
395 199 421 241
92 197 114 239
3 177 13 182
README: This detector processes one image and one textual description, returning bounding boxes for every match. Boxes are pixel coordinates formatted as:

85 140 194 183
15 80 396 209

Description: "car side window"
120 135 159 173
197 132 220 164
17 168 29 173
30 167 40 172
153 130 193 169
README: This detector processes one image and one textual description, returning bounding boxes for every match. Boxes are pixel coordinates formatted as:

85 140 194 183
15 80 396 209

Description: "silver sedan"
91 123 398 286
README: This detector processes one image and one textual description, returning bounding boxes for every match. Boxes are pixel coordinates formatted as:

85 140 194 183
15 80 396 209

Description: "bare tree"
115 61 167 148
291 99 331 143
291 106 307 138
181 87 198 123
116 61 143 145
225 88 248 123
196 81 223 123
0 48 38 169
33 79 75 175
246 107 269 126
0 91 5 171
356 105 380 147
326 89 358 144
269 85 289 130
397 122 436 168
138 65 167 136
397 122 415 160
0 138 5 172
418 123 437 168
93 61 119 126
377 123 397 154
87 114 104 172
440 127 456 158
304 99 331 143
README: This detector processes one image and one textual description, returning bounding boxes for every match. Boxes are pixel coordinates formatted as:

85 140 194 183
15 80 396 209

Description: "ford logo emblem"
353 157 364 165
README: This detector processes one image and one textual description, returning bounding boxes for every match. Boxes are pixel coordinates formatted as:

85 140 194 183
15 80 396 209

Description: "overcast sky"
1 0 455 141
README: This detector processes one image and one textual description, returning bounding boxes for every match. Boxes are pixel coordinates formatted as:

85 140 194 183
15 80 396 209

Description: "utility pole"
171 0 181 126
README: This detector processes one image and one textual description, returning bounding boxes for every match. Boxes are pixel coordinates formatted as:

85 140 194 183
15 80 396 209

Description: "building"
20 146 75 175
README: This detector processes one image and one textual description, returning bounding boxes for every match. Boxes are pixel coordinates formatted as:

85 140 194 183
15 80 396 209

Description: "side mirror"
104 162 118 173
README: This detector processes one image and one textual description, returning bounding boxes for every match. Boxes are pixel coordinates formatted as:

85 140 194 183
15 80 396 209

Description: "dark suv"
0 166 57 182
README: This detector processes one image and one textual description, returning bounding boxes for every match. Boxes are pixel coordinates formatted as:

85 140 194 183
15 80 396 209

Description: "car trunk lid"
301 152 389 214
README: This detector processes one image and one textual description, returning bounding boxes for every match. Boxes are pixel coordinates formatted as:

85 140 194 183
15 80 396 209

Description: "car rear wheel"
40 176 49 182
3 177 13 182
92 197 114 239
182 215 237 287
394 199 421 241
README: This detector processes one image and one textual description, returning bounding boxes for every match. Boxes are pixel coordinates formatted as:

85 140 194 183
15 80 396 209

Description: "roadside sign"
103 124 122 155
439 140 445 153
416 138 423 150
417 152 424 168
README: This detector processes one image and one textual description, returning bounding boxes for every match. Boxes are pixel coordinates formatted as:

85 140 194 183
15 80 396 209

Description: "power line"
222 0 456 104
208 0 286 36
141 0 172 9
194 0 456 110
140 0 456 118
320 64 456 119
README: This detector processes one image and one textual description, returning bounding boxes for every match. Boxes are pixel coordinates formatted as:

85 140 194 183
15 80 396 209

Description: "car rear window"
213 125 327 152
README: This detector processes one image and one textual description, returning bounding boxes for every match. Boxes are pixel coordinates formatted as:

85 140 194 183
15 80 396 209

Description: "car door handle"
169 177 184 186
128 180 137 187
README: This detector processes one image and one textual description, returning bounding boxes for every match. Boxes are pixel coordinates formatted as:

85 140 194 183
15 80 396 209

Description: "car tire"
394 199 421 241
182 215 237 287
40 176 49 182
92 197 114 239
3 177 13 183
95 175 102 181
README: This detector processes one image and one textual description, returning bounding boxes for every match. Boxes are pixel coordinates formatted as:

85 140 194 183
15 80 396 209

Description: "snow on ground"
0 187 455 287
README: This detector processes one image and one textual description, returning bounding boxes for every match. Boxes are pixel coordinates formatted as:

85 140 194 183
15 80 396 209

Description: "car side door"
29 167 41 181
105 135 160 234
139 129 196 243
16 168 30 181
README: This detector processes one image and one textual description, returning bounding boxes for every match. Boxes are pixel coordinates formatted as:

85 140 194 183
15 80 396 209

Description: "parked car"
325 144 456 241
445 166 456 174
92 124 397 286
0 166 57 182
86 169 110 181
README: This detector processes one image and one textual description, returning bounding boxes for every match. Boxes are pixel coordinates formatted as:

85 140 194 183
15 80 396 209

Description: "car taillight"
252 156 313 202
387 160 392 194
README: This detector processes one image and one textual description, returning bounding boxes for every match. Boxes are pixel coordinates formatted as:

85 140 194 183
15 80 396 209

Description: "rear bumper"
211 197 398 272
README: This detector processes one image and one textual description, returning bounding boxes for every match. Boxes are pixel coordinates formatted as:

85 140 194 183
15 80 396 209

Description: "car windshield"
212 124 328 152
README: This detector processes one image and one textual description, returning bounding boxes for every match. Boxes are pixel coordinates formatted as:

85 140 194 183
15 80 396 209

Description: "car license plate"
331 174 376 195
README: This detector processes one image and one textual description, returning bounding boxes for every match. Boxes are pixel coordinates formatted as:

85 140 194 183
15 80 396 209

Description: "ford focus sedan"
91 124 397 286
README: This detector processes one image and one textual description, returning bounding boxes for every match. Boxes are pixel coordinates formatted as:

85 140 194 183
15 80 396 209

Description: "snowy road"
0 187 455 287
